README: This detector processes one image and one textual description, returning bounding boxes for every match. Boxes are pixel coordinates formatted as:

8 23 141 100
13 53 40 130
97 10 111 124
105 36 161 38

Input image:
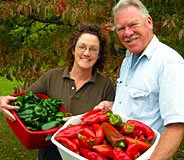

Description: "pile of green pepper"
12 91 68 131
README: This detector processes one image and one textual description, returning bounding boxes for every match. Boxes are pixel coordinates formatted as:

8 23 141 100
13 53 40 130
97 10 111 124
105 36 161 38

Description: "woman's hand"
0 96 19 121
94 100 114 110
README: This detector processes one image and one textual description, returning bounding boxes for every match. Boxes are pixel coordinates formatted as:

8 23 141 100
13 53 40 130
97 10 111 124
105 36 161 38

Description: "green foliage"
0 0 183 90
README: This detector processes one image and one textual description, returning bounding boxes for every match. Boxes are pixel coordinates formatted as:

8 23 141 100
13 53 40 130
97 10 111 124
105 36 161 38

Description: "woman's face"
115 5 153 55
73 33 100 71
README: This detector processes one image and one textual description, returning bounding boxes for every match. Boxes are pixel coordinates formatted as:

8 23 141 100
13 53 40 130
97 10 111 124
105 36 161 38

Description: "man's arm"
150 123 184 160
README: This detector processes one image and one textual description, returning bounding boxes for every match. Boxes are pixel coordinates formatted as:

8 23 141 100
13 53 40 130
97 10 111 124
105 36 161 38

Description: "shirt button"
72 87 75 90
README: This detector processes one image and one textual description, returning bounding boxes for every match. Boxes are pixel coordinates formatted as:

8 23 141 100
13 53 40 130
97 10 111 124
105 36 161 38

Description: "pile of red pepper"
55 108 155 160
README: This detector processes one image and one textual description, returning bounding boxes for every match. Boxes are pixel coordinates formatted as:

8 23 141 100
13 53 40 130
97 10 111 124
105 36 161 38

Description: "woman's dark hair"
67 22 107 73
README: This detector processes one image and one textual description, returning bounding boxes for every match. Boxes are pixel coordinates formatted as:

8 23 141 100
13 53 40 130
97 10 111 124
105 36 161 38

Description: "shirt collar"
63 66 97 83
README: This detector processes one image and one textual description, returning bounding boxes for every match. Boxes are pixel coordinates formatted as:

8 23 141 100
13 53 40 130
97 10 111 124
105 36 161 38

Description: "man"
98 0 184 159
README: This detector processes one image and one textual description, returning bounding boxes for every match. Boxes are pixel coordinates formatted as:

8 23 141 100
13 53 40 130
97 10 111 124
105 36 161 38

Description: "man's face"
115 5 153 55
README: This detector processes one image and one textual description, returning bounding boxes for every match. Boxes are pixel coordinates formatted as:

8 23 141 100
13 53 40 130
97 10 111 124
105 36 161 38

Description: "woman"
0 23 115 160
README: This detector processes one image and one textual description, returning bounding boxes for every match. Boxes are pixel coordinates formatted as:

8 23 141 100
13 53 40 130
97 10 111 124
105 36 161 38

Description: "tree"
0 0 183 90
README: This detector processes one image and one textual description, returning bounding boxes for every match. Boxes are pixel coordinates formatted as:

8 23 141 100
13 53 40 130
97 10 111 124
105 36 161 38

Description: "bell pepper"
125 143 140 159
127 120 154 141
113 147 132 160
92 144 114 159
56 137 78 152
92 123 104 145
79 148 108 160
101 122 125 148
124 136 152 152
55 124 83 139
109 113 123 129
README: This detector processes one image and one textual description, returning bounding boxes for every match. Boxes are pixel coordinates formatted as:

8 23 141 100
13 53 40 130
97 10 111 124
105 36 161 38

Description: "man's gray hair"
113 0 150 20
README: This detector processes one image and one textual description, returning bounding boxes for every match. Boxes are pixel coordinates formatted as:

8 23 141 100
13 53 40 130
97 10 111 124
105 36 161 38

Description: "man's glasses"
76 43 99 55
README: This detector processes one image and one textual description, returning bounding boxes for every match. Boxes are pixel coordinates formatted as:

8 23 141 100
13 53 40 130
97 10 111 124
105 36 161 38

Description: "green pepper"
40 121 60 130
34 104 47 119
17 109 34 119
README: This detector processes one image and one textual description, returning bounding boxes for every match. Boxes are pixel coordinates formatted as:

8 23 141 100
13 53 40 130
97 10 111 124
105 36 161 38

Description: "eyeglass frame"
75 43 100 55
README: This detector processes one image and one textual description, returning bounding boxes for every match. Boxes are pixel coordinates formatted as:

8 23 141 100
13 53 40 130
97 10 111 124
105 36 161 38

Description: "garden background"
0 0 184 159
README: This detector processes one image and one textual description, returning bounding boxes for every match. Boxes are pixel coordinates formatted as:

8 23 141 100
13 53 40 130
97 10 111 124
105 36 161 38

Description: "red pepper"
124 136 152 152
127 120 154 141
81 109 101 121
71 138 80 150
82 112 108 125
120 122 134 135
56 137 78 152
55 124 83 139
80 148 108 160
101 122 125 148
113 147 132 160
92 123 104 145
78 128 96 149
92 144 114 159
125 143 140 159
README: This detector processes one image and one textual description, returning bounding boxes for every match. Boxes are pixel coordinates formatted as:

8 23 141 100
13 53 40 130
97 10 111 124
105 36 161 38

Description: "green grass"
0 77 37 160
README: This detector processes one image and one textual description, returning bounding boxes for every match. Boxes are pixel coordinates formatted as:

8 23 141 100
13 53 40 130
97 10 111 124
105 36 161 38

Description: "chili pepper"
92 123 104 145
120 122 134 135
125 143 140 159
127 120 154 141
55 124 83 139
101 122 125 148
82 112 108 125
109 113 123 129
113 147 132 160
92 144 114 159
79 148 108 160
124 136 152 152
40 120 60 130
56 137 78 152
